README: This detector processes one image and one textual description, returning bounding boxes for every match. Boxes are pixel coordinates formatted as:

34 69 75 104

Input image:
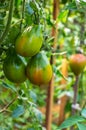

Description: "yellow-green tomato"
26 51 53 86
15 25 43 57
69 53 86 76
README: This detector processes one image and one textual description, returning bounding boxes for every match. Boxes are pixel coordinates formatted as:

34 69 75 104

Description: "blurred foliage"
0 0 86 129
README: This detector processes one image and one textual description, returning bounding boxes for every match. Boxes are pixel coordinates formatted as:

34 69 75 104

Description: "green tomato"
3 49 26 83
26 51 53 86
15 25 43 57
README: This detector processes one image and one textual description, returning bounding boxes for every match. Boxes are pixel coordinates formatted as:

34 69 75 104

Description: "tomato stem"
70 76 79 130
0 96 18 113
0 0 14 44
20 0 25 32
72 76 79 115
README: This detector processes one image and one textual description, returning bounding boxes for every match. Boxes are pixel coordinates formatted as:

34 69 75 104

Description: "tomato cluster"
3 25 53 85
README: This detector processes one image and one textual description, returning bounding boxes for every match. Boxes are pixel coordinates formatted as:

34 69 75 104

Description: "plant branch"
52 51 67 56
0 0 14 44
0 96 18 113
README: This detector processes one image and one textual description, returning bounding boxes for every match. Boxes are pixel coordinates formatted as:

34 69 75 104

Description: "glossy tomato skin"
3 50 27 83
69 54 86 76
26 52 53 85
15 25 43 57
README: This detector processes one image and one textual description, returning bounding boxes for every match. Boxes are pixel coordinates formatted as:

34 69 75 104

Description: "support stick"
45 0 59 130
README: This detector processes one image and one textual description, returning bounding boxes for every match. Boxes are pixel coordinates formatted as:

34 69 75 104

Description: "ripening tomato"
26 51 53 85
15 24 43 57
3 48 27 83
69 53 86 76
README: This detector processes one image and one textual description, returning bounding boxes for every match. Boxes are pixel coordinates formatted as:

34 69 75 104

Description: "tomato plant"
26 51 53 85
3 48 26 83
15 24 43 57
69 53 86 76
0 0 86 130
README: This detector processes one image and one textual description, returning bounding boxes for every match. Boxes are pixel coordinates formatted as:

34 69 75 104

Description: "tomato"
3 49 27 83
15 24 43 57
26 51 53 85
69 53 86 76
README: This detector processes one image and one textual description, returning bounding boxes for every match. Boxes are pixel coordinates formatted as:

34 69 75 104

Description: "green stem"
0 0 14 44
0 96 18 113
20 0 25 32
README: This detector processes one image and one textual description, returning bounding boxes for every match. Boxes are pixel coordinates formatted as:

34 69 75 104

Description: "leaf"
26 4 34 15
81 108 86 118
1 82 17 92
12 105 25 118
58 10 69 23
64 2 77 10
29 0 40 12
33 107 43 122
77 123 86 130
15 0 22 8
29 90 37 103
56 69 68 81
59 115 85 129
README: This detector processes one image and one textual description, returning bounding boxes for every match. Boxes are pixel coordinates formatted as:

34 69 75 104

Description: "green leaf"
15 0 22 8
58 10 69 23
29 1 40 12
56 69 68 81
81 108 86 118
64 2 77 10
29 90 37 103
77 123 86 130
33 108 42 122
1 82 17 92
26 4 34 15
12 105 25 118
59 115 85 129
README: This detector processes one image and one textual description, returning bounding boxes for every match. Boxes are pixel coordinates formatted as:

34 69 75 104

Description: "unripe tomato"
69 53 86 76
15 25 43 57
3 49 27 83
26 51 53 85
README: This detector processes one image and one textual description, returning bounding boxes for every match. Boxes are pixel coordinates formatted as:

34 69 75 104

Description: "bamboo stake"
45 0 59 130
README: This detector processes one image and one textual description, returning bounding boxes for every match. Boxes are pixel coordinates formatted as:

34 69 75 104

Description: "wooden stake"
58 58 68 125
45 0 59 130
